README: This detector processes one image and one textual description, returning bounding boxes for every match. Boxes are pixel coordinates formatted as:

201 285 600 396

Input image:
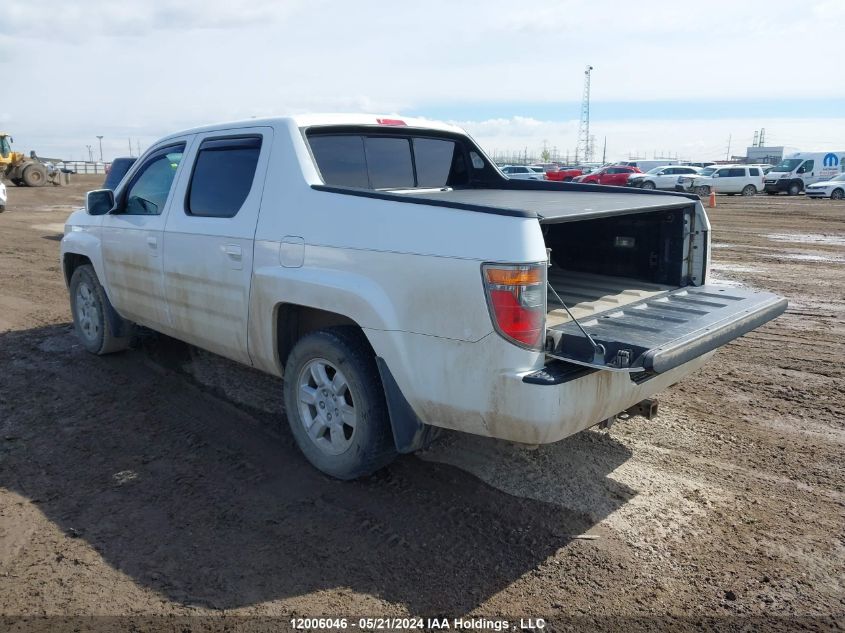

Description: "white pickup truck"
60 114 787 479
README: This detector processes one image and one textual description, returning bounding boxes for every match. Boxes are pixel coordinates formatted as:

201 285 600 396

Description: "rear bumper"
366 328 717 446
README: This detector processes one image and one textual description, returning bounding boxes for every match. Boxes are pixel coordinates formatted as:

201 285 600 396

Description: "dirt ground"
0 176 842 632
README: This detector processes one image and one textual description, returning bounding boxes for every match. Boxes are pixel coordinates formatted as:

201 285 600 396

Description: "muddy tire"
696 185 710 196
22 163 47 187
283 327 396 480
831 188 844 200
742 184 757 196
69 265 132 355
641 181 656 190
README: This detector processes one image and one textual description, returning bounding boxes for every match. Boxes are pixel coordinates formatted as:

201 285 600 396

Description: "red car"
544 166 584 182
573 165 641 186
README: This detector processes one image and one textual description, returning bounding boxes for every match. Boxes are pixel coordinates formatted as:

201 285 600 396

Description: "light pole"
86 145 93 162
96 136 104 162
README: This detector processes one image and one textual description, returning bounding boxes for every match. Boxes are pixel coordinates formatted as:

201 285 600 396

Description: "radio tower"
575 65 593 164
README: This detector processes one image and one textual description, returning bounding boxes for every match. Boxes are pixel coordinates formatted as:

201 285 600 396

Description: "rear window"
310 133 465 189
749 168 761 176
187 136 262 218
414 138 457 187
727 168 745 177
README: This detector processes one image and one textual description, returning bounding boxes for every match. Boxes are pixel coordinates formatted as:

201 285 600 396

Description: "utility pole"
96 135 104 162
86 145 93 162
136 139 141 157
575 65 593 164
725 134 732 161
128 137 133 157
601 137 607 164
759 128 766 146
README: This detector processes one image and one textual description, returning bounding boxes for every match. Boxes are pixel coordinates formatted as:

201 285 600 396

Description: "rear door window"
749 168 761 176
728 168 745 177
186 136 262 218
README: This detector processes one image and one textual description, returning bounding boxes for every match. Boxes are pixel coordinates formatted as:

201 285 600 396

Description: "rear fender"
248 265 400 376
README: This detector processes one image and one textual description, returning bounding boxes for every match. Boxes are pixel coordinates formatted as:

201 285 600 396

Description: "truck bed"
546 271 674 326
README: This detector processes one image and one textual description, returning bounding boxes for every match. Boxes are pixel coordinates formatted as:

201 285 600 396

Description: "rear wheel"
69 265 132 354
831 188 844 200
641 181 656 190
283 327 397 480
788 181 802 196
741 185 757 196
22 163 47 187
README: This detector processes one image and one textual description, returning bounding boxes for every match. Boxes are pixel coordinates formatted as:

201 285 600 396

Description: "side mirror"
85 189 115 215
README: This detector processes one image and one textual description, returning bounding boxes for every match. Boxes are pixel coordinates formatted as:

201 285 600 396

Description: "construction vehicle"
0 132 60 187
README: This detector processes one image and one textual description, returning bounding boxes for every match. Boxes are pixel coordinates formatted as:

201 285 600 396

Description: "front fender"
60 227 106 289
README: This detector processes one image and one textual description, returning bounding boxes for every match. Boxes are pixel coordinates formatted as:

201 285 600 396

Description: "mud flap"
546 285 787 373
375 357 437 453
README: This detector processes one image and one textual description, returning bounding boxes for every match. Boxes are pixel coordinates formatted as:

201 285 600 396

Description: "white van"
617 159 680 173
763 151 845 195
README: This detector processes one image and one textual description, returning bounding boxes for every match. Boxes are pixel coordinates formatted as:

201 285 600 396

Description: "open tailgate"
547 285 787 373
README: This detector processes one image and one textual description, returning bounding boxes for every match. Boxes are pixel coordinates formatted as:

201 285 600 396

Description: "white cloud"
456 116 845 162
1 0 842 159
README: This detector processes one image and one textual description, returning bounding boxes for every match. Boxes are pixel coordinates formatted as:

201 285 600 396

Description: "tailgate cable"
545 252 607 365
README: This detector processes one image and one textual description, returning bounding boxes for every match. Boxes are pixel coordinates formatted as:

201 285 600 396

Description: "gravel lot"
0 177 843 631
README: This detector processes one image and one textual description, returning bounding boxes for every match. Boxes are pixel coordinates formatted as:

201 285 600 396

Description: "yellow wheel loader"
0 132 58 187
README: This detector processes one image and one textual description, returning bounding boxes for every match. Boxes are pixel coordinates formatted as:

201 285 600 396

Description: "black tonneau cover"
311 181 698 222
398 189 693 223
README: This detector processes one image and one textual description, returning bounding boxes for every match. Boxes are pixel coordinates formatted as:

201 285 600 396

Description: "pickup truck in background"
60 114 787 479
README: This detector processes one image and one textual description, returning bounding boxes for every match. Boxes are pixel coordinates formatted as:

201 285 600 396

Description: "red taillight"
483 263 546 350
376 118 406 126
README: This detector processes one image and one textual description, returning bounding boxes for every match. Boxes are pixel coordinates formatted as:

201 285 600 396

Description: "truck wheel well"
63 253 92 286
276 304 359 369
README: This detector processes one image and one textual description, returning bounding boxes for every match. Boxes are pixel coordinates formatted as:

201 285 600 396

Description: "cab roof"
158 114 466 142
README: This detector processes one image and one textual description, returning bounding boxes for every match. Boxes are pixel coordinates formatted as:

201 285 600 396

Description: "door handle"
224 244 242 260
146 236 157 249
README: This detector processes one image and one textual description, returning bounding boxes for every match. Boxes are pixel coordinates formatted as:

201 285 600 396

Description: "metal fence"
60 161 109 175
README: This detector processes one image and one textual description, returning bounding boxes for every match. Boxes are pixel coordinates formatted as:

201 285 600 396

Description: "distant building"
746 146 784 164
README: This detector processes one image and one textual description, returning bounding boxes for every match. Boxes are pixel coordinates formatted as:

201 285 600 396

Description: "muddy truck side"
60 114 787 479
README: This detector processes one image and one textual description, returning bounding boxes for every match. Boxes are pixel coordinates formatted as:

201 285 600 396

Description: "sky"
1 0 843 162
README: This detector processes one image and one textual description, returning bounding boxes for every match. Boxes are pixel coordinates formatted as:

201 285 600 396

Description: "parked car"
501 165 545 180
0 180 6 212
628 165 701 190
677 165 764 196
573 165 641 186
60 114 786 480
764 152 845 195
617 159 679 172
544 166 584 182
103 157 138 191
805 173 845 200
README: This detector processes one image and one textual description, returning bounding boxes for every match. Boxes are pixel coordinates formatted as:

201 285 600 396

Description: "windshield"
830 173 845 182
645 167 664 174
699 167 716 176
772 158 802 173
0 136 10 158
